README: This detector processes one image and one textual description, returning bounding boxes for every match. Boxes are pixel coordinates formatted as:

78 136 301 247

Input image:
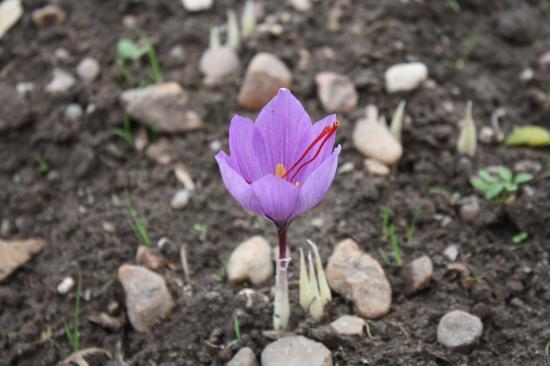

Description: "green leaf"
117 39 148 61
485 182 505 200
478 170 497 183
505 125 550 147
512 231 528 245
504 182 517 192
497 167 513 182
471 178 490 192
514 173 534 184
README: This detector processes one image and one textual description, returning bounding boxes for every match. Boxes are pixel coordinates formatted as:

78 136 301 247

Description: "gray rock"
118 264 175 332
513 160 542 175
120 82 203 133
261 336 332 366
58 348 112 366
64 103 83 123
199 47 240 85
496 6 536 44
0 82 30 131
238 53 292 110
0 239 45 282
326 239 392 318
227 236 273 285
401 255 432 295
182 0 212 12
459 196 480 223
330 315 364 336
46 69 75 94
76 57 101 82
170 189 190 210
363 158 390 176
437 310 483 349
228 347 258 366
315 72 358 113
16 81 35 96
443 245 459 262
56 277 75 295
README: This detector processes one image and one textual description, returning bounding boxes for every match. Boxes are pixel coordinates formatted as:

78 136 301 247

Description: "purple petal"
215 151 262 215
228 115 266 182
251 174 300 225
292 145 341 219
255 89 312 173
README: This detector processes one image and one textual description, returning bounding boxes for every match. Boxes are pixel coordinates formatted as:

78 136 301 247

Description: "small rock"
257 23 284 36
76 57 101 82
0 239 45 282
16 81 35 97
437 310 483 349
443 245 459 262
171 189 190 210
353 105 402 165
459 196 480 223
385 62 428 93
0 82 30 132
46 69 75 94
54 47 72 62
209 139 222 151
363 158 390 176
235 288 269 308
32 4 66 27
64 103 83 123
134 128 149 153
169 45 186 64
88 312 124 330
136 246 165 270
1 219 11 238
58 348 112 366
107 301 120 315
478 126 495 144
513 160 541 174
199 47 240 85
289 0 312 12
57 277 75 294
330 315 365 336
120 82 203 133
401 256 432 295
315 72 358 113
337 161 354 174
519 68 534 81
326 239 392 318
174 164 195 190
227 236 273 285
146 138 173 165
238 53 292 110
228 347 258 366
0 0 23 40
182 0 213 12
118 264 175 332
261 336 332 366
102 222 116 233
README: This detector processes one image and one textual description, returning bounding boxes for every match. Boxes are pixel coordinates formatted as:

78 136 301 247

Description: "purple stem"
277 225 287 260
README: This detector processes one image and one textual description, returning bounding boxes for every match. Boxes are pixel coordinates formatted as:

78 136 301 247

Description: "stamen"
275 163 287 178
295 181 300 187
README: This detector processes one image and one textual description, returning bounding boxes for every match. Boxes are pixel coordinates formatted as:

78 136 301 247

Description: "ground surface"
1 0 549 365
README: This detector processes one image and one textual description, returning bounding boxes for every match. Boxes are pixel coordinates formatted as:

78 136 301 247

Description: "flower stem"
273 225 290 330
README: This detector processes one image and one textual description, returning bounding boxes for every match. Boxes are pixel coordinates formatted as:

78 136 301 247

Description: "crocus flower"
216 88 340 331
215 88 341 228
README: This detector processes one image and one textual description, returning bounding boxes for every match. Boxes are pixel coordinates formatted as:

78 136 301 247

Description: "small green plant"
113 116 134 148
116 34 163 86
36 153 50 174
377 248 390 267
461 26 481 61
65 274 81 352
445 0 461 13
389 225 402 266
127 198 151 246
193 223 208 240
227 314 241 348
381 205 392 240
512 231 528 245
212 261 227 282
471 167 533 200
406 208 421 244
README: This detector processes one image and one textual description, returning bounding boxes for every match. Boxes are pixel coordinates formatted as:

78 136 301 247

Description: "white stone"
57 276 75 294
363 159 390 176
330 315 365 336
228 347 258 366
437 310 483 349
0 0 23 40
289 0 312 12
315 72 358 113
76 57 100 82
227 236 273 285
385 62 428 93
182 0 212 12
443 245 459 262
199 47 240 84
261 336 332 366
171 189 190 210
65 103 83 123
0 239 45 282
174 164 195 190
337 161 354 174
209 139 222 151
16 82 34 96
46 69 76 94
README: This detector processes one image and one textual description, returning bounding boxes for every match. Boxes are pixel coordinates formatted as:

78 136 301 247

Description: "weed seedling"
127 198 151 246
381 205 392 240
406 208 421 245
461 26 481 61
445 0 461 13
471 166 533 201
512 231 528 245
116 34 163 86
65 274 81 352
212 261 227 283
389 225 402 266
227 314 241 348
113 116 134 148
36 153 50 174
193 223 208 240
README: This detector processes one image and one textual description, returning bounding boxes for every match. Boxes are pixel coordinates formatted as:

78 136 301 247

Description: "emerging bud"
299 248 314 312
307 239 331 305
390 101 406 142
457 101 477 157
307 252 323 320
227 10 240 49
241 0 256 39
209 26 220 49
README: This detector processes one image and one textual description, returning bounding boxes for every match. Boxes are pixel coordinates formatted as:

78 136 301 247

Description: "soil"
1 0 550 365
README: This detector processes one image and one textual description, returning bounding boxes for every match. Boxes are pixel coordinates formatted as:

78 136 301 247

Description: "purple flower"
215 88 341 227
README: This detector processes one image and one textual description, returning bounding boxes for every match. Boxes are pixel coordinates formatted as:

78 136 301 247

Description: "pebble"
315 72 358 113
118 264 175 332
326 239 392 318
228 347 258 366
235 288 269 309
227 236 273 285
353 105 403 165
46 69 75 94
330 315 365 336
513 160 542 174
363 158 390 176
459 196 480 223
290 0 312 12
171 189 191 210
209 139 222 151
146 139 173 165
182 0 213 12
87 312 123 330
437 310 483 349
54 47 72 63
64 103 83 123
478 126 495 144
136 246 172 270
57 276 75 294
76 57 100 82
401 256 432 295
58 348 112 366
443 245 459 262
238 53 292 110
32 4 66 27
519 68 534 81
169 45 186 64
0 239 45 282
16 81 35 97
337 161 354 174
120 82 203 133
174 164 195 190
261 336 333 366
385 62 428 93
134 128 149 153
0 0 23 40
0 82 30 132
199 46 240 85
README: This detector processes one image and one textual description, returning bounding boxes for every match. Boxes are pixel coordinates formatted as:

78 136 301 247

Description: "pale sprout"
299 240 332 321
390 101 406 142
241 0 256 39
227 10 240 49
457 101 477 157
209 26 220 49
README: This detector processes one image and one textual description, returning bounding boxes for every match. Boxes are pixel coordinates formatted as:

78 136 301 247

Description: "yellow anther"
275 163 287 179
295 181 300 187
